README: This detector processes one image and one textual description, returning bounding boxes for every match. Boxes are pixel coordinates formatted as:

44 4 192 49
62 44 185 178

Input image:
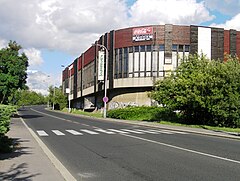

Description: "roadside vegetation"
0 104 16 153
0 41 29 153
48 86 67 110
108 54 240 133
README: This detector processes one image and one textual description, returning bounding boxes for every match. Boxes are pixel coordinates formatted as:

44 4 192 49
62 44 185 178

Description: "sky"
0 0 240 95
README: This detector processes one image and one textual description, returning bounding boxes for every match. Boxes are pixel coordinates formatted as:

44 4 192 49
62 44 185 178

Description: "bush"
107 106 177 122
149 55 240 128
0 104 16 153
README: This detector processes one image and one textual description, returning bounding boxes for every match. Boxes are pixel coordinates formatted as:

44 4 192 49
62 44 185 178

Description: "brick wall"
172 25 190 45
236 31 240 58
224 30 230 56
84 46 95 67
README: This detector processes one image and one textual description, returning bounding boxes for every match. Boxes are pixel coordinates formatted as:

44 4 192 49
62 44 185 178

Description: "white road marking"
108 129 129 134
164 130 189 134
80 129 99 135
52 130 65 136
94 129 116 134
31 108 66 121
121 129 145 134
82 124 90 127
37 130 49 136
66 130 83 135
134 129 160 134
123 134 240 165
148 129 174 134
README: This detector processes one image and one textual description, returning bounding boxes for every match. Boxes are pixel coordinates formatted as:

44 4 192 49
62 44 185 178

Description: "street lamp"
68 64 73 112
52 79 55 110
92 43 108 118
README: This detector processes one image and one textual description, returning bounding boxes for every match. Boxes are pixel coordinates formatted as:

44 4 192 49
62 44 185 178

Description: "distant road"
19 106 240 181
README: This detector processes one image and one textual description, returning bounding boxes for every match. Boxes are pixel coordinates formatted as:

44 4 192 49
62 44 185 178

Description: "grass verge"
61 107 240 134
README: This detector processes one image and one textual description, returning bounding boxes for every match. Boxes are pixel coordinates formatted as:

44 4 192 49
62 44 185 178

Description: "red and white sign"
132 27 153 41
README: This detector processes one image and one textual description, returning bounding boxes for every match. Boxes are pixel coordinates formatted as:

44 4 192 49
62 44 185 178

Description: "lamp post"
68 64 73 112
52 79 55 110
93 43 108 118
47 75 50 108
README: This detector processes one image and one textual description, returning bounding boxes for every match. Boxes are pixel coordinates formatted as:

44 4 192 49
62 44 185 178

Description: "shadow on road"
20 115 43 119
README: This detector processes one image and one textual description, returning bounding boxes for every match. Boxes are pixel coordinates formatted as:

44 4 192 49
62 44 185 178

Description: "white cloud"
24 48 44 68
27 70 60 95
0 0 128 55
211 13 240 30
128 0 214 26
204 0 240 16
0 39 8 49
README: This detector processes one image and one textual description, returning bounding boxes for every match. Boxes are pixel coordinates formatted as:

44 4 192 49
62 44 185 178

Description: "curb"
48 109 240 141
20 115 77 181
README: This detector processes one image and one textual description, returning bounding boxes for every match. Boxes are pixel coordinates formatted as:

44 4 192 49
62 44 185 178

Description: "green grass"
61 107 240 134
158 121 240 133
62 108 103 118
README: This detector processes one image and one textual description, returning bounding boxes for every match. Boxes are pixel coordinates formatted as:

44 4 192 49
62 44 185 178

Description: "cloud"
0 0 128 55
24 48 44 68
204 0 240 16
0 0 215 55
26 70 60 95
211 13 240 30
128 0 214 26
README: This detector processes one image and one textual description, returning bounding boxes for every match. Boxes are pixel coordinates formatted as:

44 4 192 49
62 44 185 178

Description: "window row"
114 44 190 79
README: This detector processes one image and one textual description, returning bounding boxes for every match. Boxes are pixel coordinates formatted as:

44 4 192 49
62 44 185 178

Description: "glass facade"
114 44 190 79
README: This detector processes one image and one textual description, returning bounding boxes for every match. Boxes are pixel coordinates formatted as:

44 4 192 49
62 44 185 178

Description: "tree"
0 41 29 104
48 85 67 110
149 54 240 127
15 90 46 106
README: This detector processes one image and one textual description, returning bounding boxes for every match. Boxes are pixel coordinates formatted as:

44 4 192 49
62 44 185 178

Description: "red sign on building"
132 27 153 42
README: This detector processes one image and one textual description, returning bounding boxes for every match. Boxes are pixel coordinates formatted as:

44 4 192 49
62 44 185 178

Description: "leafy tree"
15 90 46 106
149 54 240 127
0 41 29 104
48 85 67 110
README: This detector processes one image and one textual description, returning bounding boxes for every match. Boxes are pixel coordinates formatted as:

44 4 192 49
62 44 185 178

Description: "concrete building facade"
62 24 240 110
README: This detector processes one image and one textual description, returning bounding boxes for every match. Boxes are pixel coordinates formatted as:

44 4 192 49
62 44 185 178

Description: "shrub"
149 55 240 128
0 104 16 153
107 106 177 122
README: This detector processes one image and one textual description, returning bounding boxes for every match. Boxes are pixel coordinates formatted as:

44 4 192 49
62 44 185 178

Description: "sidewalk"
0 116 65 181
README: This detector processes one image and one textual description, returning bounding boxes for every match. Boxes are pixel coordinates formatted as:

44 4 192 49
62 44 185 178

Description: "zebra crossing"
36 128 189 137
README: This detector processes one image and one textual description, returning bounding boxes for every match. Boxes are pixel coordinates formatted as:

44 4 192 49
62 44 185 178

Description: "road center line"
31 108 66 121
122 134 240 164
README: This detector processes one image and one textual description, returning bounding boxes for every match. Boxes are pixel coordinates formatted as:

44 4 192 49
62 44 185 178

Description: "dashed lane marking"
52 130 65 136
80 129 99 135
94 128 116 134
148 129 174 134
134 129 160 134
66 130 83 135
107 129 129 134
37 130 49 136
121 129 145 134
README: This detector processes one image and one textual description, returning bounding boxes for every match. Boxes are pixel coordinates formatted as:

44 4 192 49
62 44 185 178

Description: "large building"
62 24 240 110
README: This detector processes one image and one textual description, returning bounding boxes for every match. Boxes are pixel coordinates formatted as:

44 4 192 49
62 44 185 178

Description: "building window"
172 44 177 51
114 49 118 78
119 48 123 78
140 45 145 52
179 45 184 52
159 44 165 51
185 45 190 52
134 46 139 52
146 45 152 52
123 47 128 78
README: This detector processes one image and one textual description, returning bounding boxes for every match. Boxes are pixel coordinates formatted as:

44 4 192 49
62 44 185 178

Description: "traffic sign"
103 96 108 103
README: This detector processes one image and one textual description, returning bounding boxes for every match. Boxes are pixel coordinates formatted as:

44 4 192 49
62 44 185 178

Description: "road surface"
18 106 240 181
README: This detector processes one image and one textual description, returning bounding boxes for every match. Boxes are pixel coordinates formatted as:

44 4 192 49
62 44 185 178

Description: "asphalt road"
18 105 240 181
